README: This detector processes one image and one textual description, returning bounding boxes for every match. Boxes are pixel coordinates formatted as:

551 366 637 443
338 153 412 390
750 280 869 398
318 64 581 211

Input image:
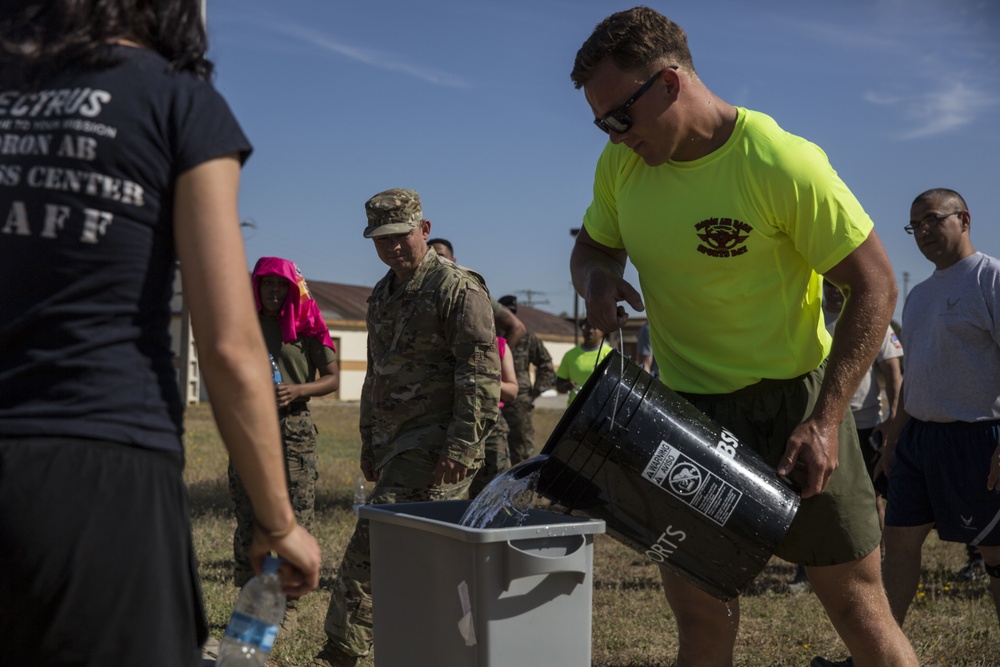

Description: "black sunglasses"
593 66 676 135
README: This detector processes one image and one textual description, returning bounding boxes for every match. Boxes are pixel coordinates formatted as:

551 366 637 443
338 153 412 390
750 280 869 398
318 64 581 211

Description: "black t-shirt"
0 47 252 451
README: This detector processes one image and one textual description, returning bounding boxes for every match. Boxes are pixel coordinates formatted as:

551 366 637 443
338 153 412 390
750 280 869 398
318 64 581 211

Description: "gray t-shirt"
902 252 1000 422
636 322 659 377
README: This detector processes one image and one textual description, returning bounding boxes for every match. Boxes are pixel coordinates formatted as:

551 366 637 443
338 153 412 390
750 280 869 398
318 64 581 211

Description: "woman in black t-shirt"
0 3 321 665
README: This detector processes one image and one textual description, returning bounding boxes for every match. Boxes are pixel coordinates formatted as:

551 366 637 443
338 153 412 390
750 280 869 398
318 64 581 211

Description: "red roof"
306 278 577 339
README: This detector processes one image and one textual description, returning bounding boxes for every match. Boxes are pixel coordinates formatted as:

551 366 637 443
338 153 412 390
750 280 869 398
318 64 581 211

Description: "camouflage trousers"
323 447 475 659
228 407 318 587
468 412 510 498
502 398 537 465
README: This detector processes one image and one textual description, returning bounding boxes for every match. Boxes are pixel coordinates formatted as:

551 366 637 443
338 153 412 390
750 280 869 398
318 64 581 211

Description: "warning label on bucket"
641 440 742 526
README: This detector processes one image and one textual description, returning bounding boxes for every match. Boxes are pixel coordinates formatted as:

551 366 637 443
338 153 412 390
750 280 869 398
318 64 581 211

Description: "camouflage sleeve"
528 334 555 396
359 343 374 467
442 278 501 467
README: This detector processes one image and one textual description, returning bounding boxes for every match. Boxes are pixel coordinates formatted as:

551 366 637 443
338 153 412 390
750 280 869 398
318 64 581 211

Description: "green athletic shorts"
679 361 881 566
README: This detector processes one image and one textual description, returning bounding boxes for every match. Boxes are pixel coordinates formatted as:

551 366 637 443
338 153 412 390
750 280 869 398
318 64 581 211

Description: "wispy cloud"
775 3 1000 141
885 79 1000 140
238 15 470 88
862 91 900 106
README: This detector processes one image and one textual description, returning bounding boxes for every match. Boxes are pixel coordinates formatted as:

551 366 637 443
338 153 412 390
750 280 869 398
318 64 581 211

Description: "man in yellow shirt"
555 319 612 405
569 7 916 667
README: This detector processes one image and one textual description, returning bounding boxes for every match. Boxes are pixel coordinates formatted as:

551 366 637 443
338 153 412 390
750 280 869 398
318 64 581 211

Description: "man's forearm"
880 358 904 420
818 289 895 426
570 236 626 300
532 366 556 395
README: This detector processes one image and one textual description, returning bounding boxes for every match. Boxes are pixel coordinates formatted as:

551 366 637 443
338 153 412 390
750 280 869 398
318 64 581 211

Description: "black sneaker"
308 643 360 667
957 558 986 581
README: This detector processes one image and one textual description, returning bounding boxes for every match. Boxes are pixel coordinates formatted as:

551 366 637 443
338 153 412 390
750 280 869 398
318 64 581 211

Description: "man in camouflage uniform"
312 189 501 667
497 295 556 464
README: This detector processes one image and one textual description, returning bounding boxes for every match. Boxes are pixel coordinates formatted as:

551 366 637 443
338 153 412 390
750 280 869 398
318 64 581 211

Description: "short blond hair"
571 6 696 89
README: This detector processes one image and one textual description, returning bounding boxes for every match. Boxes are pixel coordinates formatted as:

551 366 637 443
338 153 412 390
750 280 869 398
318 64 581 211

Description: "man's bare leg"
810 547 919 665
881 522 933 626
660 566 740 667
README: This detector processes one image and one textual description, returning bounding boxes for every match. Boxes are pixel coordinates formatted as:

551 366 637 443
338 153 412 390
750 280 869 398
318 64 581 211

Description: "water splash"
460 455 548 528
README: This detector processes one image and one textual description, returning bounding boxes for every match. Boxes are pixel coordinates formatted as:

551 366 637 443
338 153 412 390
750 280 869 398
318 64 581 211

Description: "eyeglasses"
593 67 676 134
904 211 965 234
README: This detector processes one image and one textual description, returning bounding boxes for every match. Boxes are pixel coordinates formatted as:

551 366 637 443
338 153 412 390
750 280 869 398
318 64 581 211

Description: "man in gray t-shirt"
636 322 659 378
878 188 1000 629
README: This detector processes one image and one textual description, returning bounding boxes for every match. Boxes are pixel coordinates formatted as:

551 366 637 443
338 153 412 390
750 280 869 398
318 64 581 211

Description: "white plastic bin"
361 500 605 667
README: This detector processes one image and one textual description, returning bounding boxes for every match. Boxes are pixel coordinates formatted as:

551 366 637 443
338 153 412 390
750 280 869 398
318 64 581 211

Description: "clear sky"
205 0 1000 323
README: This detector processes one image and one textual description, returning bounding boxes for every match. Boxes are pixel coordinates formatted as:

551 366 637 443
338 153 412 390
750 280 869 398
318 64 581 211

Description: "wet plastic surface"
539 350 800 601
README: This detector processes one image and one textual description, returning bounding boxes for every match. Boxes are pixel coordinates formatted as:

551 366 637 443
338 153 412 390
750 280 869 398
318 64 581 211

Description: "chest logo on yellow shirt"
695 217 752 258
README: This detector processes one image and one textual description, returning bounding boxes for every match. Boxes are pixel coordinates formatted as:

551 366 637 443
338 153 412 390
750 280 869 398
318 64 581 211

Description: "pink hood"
252 257 335 350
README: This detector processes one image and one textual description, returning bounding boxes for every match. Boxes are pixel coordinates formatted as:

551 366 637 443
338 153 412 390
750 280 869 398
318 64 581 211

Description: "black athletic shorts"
886 419 1000 546
0 437 207 667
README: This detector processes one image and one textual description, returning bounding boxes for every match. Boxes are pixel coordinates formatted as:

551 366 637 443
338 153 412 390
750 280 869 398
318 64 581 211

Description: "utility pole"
515 289 549 308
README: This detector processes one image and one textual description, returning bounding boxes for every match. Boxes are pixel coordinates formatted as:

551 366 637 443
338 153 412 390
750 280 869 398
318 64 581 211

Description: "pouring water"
460 455 549 528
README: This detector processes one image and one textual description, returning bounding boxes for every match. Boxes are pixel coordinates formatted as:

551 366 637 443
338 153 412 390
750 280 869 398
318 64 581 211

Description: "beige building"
171 276 584 403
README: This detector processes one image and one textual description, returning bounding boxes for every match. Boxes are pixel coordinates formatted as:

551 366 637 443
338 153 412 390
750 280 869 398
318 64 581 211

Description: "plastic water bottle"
269 354 282 384
216 555 286 666
353 477 367 515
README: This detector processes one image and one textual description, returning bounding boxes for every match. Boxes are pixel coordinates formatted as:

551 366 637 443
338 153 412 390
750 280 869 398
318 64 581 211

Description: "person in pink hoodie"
228 258 339 607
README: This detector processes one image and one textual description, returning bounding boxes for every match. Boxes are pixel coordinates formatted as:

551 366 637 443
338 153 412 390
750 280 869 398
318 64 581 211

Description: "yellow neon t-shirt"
583 108 873 394
556 344 612 405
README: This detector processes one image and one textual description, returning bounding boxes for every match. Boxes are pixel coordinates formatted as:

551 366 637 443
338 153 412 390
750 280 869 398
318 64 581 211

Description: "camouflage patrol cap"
363 188 423 238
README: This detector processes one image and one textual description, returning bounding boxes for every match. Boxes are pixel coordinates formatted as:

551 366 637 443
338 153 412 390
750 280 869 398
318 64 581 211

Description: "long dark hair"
0 0 213 88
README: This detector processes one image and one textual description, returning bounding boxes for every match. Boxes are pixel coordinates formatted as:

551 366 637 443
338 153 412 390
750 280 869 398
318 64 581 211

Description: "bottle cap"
263 554 282 575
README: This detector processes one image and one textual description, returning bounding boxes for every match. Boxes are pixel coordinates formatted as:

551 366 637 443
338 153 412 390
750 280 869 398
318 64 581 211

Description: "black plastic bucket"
538 349 800 600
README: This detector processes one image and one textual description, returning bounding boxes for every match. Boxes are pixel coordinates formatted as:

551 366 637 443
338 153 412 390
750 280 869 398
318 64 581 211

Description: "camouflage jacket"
510 330 555 400
360 249 501 471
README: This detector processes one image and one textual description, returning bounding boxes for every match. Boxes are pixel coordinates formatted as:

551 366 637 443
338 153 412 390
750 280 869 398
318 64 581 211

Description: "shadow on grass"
742 561 799 595
594 559 802 597
198 557 237 586
187 477 355 515
188 478 232 517
315 489 352 513
740 561 992 602
594 575 663 592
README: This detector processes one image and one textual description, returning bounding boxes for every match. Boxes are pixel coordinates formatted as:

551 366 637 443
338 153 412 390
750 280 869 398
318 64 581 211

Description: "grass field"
185 400 997 666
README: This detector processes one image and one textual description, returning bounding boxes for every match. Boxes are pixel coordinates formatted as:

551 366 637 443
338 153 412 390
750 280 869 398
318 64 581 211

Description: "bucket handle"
503 535 588 591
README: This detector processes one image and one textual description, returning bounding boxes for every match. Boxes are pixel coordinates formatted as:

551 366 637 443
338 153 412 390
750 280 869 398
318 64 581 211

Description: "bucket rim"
540 349 630 458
